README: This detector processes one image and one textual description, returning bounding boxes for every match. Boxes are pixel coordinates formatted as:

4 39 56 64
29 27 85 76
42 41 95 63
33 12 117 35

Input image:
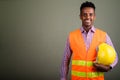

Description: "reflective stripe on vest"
72 60 93 66
72 60 104 77
72 70 104 78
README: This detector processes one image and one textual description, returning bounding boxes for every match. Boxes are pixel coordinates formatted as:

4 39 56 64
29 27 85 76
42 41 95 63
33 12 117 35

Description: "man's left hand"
93 62 112 72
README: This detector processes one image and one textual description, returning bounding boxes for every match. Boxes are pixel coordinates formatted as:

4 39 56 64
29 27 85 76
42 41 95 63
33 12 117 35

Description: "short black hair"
80 1 95 12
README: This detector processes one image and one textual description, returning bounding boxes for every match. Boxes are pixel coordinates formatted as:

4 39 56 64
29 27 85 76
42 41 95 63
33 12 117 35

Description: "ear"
79 14 82 20
94 14 96 20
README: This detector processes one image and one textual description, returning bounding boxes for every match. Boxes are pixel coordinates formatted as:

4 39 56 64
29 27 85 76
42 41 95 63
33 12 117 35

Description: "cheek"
92 16 96 20
82 17 86 20
91 17 95 21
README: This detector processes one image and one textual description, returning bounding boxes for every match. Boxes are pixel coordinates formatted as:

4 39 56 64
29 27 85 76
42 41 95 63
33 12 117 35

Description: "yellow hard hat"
97 43 116 65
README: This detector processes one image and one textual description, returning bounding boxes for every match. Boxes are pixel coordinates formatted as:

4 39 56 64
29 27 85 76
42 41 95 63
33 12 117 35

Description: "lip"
85 20 90 22
84 20 91 23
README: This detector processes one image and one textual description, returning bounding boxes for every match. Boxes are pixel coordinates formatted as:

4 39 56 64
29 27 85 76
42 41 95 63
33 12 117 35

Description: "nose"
86 14 90 19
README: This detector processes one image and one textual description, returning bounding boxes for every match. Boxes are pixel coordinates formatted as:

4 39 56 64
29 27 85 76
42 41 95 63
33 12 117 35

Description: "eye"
83 13 87 17
90 13 93 16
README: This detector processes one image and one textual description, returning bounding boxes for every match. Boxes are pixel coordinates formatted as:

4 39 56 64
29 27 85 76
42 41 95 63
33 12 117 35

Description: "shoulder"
68 29 81 39
95 28 107 34
69 29 80 34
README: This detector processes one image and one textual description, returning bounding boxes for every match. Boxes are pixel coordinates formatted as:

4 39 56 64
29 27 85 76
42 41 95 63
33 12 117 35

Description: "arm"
93 34 118 72
60 37 72 80
106 34 118 68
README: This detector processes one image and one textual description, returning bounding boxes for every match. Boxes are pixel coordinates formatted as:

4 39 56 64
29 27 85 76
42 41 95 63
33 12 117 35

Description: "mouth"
84 20 91 23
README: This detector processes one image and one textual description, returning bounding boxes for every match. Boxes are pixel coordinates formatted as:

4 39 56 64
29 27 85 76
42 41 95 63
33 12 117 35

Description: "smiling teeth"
85 20 90 22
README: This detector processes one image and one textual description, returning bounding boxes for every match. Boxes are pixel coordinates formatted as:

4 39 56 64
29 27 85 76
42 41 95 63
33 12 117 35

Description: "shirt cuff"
61 78 67 80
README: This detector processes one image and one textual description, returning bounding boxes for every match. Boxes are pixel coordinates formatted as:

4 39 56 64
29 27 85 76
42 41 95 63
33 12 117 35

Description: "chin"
85 25 92 28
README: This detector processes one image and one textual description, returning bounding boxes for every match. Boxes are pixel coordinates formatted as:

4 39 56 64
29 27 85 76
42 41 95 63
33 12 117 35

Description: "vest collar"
80 26 96 33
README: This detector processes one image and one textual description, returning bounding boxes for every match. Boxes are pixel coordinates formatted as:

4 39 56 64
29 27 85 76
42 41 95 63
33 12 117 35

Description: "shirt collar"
80 26 96 33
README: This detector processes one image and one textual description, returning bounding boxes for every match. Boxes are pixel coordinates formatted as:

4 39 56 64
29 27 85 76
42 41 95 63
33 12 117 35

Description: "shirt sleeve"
60 37 72 80
106 34 118 68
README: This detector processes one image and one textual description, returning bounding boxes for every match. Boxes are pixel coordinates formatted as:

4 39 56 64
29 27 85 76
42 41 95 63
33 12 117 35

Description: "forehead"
81 7 95 13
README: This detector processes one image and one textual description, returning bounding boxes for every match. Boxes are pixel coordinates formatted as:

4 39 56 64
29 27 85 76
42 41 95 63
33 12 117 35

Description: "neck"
83 26 92 33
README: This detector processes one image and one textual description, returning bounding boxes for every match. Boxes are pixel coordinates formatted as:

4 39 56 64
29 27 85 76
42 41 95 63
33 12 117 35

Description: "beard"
83 21 92 28
82 21 93 32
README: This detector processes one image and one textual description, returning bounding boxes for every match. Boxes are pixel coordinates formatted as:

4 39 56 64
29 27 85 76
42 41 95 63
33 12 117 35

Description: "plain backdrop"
0 0 120 80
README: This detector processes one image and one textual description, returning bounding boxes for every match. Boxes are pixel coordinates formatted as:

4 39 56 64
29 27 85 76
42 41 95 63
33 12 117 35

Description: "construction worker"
60 1 118 80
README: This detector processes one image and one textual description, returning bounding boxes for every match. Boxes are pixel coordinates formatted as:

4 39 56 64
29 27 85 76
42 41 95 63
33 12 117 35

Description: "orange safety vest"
69 28 106 80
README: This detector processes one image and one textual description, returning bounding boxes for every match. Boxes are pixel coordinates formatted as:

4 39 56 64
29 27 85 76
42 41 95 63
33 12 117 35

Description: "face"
80 7 96 31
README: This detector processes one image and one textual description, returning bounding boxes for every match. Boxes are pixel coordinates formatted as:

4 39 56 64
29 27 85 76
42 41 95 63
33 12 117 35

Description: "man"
60 1 118 80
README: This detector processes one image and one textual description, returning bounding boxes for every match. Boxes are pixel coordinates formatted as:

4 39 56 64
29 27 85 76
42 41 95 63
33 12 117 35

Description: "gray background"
0 0 119 80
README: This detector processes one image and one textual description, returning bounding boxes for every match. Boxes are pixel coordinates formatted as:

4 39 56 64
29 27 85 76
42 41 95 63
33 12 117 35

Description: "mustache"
83 19 92 21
